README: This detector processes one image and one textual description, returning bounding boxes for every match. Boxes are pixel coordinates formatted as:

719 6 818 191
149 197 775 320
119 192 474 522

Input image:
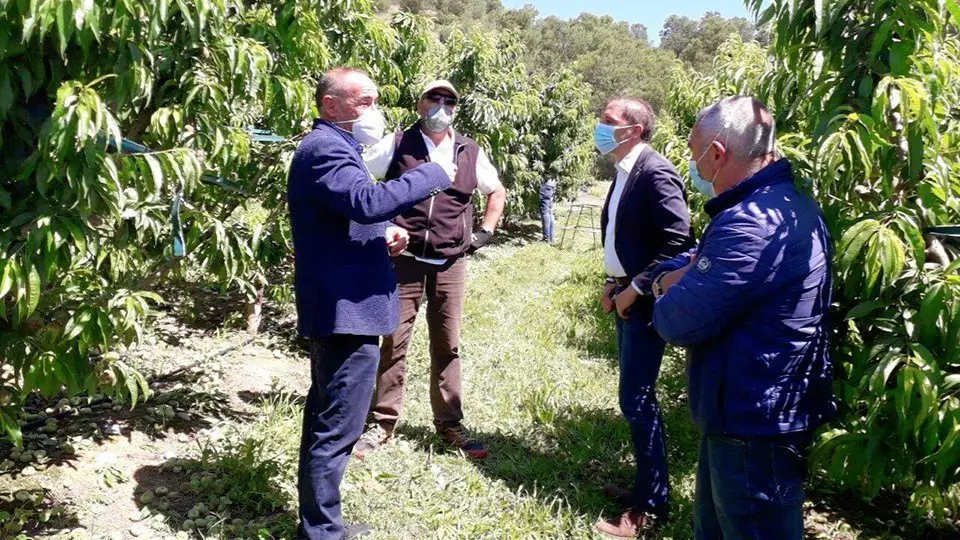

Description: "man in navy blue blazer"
593 97 694 538
287 67 453 540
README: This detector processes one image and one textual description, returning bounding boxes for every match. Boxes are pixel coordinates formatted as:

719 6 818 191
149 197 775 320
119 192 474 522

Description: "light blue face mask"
689 129 727 198
689 158 717 198
593 122 641 155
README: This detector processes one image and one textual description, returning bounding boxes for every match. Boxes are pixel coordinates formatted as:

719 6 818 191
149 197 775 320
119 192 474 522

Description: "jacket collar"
704 159 793 218
314 118 364 155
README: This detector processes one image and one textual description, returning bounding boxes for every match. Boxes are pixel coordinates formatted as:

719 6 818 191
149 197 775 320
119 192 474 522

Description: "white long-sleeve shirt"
604 143 648 278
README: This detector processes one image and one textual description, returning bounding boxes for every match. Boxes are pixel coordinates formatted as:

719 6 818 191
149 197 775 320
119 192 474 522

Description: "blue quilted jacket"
652 159 836 437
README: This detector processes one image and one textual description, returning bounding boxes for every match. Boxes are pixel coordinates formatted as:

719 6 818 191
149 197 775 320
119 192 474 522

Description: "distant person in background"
593 97 694 538
287 67 454 540
356 80 507 460
645 96 835 539
539 179 557 243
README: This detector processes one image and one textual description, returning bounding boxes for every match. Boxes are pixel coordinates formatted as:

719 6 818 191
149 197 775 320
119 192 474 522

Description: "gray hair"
609 97 656 142
695 96 776 158
315 67 369 109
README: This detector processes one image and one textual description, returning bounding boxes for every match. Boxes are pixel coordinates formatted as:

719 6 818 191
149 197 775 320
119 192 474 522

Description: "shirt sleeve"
475 148 503 195
363 133 397 180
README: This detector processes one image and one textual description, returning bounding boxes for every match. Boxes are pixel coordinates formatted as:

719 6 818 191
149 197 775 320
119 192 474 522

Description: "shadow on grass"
236 389 306 408
0 488 80 537
803 482 960 539
0 372 255 481
133 455 297 538
394 346 699 536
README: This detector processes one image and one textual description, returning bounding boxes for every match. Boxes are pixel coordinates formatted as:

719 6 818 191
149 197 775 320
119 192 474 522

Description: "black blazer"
601 146 694 280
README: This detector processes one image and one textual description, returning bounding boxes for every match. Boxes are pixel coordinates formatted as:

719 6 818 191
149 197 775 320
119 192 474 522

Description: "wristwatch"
651 272 670 298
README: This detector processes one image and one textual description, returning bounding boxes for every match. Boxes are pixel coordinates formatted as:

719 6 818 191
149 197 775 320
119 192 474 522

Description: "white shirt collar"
615 143 648 176
420 128 454 150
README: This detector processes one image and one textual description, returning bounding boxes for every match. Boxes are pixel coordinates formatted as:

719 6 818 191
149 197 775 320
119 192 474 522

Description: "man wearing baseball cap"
358 79 507 459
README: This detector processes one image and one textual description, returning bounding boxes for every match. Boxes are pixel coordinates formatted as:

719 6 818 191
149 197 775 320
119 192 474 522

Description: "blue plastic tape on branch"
248 128 285 143
171 187 186 258
925 226 960 238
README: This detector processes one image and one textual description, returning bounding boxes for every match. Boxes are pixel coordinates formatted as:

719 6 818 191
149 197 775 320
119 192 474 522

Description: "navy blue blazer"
601 146 695 280
287 120 451 338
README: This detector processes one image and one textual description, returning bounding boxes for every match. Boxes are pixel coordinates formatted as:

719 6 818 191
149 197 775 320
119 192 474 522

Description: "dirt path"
0 307 310 539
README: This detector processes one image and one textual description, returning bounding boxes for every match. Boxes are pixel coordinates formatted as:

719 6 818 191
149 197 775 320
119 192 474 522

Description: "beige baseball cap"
421 79 460 100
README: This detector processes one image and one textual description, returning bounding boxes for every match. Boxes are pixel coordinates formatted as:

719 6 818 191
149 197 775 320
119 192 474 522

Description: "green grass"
137 222 960 539
336 236 700 539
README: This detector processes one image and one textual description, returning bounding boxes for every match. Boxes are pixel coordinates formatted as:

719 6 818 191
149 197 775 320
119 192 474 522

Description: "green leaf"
948 0 960 26
869 350 903 393
918 283 945 347
863 236 883 296
0 69 13 118
893 216 926 268
55 0 73 57
838 219 880 273
0 258 13 300
846 300 885 319
143 154 164 193
25 264 41 318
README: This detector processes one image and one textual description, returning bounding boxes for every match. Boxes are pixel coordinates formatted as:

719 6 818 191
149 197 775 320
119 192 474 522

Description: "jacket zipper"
423 196 436 258
462 213 468 243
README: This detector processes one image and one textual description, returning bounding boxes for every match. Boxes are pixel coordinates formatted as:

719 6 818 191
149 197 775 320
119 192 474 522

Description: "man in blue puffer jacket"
644 97 835 539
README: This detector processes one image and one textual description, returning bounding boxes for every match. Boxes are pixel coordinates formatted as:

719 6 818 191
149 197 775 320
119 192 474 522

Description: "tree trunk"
245 285 265 335
924 235 952 267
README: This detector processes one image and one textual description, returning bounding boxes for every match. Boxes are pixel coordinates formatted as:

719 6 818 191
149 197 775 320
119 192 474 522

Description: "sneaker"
353 424 392 460
594 510 660 539
437 422 488 459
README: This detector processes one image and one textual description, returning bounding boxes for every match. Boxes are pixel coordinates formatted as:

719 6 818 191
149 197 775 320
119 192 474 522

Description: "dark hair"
315 67 368 110
610 97 656 142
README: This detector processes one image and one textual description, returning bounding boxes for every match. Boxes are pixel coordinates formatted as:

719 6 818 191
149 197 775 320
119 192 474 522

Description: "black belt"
614 277 631 288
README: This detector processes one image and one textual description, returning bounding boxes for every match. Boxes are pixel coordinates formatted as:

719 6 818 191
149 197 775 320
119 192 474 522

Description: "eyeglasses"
424 93 458 107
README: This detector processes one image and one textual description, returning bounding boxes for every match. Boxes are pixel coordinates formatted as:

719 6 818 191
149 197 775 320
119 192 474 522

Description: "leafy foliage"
659 1 960 519
0 0 595 444
660 11 762 73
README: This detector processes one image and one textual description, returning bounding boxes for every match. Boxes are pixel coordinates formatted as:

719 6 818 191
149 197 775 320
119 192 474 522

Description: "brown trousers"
372 255 467 430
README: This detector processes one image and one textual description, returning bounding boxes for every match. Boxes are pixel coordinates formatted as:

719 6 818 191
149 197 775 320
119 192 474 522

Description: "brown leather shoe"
352 424 393 460
437 423 488 459
594 510 659 539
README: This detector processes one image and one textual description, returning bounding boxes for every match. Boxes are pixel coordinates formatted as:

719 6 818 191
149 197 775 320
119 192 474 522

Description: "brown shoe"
594 510 659 539
353 424 392 460
437 423 488 459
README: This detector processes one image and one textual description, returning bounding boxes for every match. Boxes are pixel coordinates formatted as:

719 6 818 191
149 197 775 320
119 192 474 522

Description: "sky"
500 0 754 44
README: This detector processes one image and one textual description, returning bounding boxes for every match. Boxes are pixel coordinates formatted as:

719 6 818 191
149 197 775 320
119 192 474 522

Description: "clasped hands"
602 256 698 319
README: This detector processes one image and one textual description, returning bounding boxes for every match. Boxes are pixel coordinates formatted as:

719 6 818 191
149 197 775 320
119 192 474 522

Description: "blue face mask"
689 159 717 198
594 122 641 155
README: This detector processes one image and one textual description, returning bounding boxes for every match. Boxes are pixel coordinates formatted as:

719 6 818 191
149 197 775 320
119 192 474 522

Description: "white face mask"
423 105 455 134
335 106 386 145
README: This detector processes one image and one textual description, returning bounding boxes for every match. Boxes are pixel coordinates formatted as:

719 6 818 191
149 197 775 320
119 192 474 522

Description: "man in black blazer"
287 67 453 539
593 98 694 538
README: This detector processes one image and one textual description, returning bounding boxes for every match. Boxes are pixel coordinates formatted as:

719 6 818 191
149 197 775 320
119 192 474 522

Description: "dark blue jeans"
297 334 380 540
616 313 670 519
539 182 556 242
694 432 811 539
